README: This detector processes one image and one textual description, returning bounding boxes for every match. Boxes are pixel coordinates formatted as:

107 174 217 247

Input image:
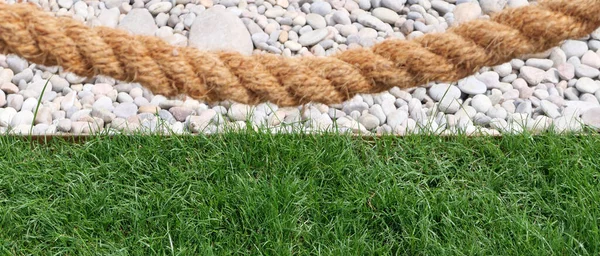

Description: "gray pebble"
12 69 33 85
519 66 545 85
7 94 23 111
576 77 600 94
10 110 34 127
525 58 553 70
372 7 399 24
113 102 138 118
358 113 380 129
540 100 561 118
458 76 487 94
6 56 28 74
471 94 492 113
298 28 328 46
310 1 332 16
581 107 600 130
306 13 327 29
574 64 600 78
561 40 588 58
386 108 408 129
381 0 405 12
428 83 461 101
118 9 158 36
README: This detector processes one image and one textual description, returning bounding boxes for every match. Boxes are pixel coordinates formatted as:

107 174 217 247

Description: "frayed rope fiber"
1 1 600 106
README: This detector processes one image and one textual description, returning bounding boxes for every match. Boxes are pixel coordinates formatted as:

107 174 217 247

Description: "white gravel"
0 0 599 135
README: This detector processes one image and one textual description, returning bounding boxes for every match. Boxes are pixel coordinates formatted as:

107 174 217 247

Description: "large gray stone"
117 9 158 36
188 7 253 55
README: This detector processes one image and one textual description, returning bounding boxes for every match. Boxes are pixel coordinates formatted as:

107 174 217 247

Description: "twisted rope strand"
0 0 599 106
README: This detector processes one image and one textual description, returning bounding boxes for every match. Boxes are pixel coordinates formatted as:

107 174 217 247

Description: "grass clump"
0 131 599 255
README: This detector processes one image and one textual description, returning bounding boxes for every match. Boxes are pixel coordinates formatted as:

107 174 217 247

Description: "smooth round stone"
298 28 328 46
1 82 18 94
540 100 561 118
581 51 600 69
342 101 369 114
227 103 253 121
306 13 327 29
576 77 600 94
0 68 14 83
519 66 545 85
458 76 487 94
10 110 34 127
428 84 461 101
34 107 52 125
113 102 138 118
358 27 377 39
358 113 380 130
525 58 553 70
508 0 528 7
6 56 28 74
188 7 253 55
138 104 160 114
368 105 386 124
293 15 307 26
117 92 134 103
371 7 399 24
574 64 600 78
117 9 158 36
20 98 38 113
438 97 461 114
93 96 115 112
381 0 405 12
493 63 513 77
581 107 600 130
0 107 17 127
310 1 332 16
486 105 507 119
533 89 549 99
385 109 408 129
49 76 69 92
284 41 303 51
332 11 351 25
431 0 453 14
357 14 389 31
57 0 73 9
561 40 588 59
471 94 492 113
12 69 33 85
148 2 173 15
60 91 77 111
169 106 195 122
91 83 113 95
7 94 23 111
251 32 269 45
57 119 72 132
516 100 533 114
91 108 116 123
476 71 500 89
265 6 286 18
158 99 183 109
557 63 575 80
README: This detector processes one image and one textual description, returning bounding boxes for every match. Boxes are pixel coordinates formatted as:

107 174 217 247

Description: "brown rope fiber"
0 0 599 106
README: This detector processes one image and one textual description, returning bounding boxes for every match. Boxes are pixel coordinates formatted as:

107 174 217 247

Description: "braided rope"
0 0 599 106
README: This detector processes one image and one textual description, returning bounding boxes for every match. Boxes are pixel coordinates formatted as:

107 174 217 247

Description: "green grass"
1 131 600 255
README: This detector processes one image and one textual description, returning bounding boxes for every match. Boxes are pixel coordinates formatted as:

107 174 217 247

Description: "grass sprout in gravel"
1 131 600 254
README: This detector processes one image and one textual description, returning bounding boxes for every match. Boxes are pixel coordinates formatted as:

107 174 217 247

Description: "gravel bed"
0 0 599 135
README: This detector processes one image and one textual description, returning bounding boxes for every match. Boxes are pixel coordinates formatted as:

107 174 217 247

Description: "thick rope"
0 0 599 106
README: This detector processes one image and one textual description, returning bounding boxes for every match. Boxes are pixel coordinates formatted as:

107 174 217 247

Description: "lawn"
1 130 599 255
